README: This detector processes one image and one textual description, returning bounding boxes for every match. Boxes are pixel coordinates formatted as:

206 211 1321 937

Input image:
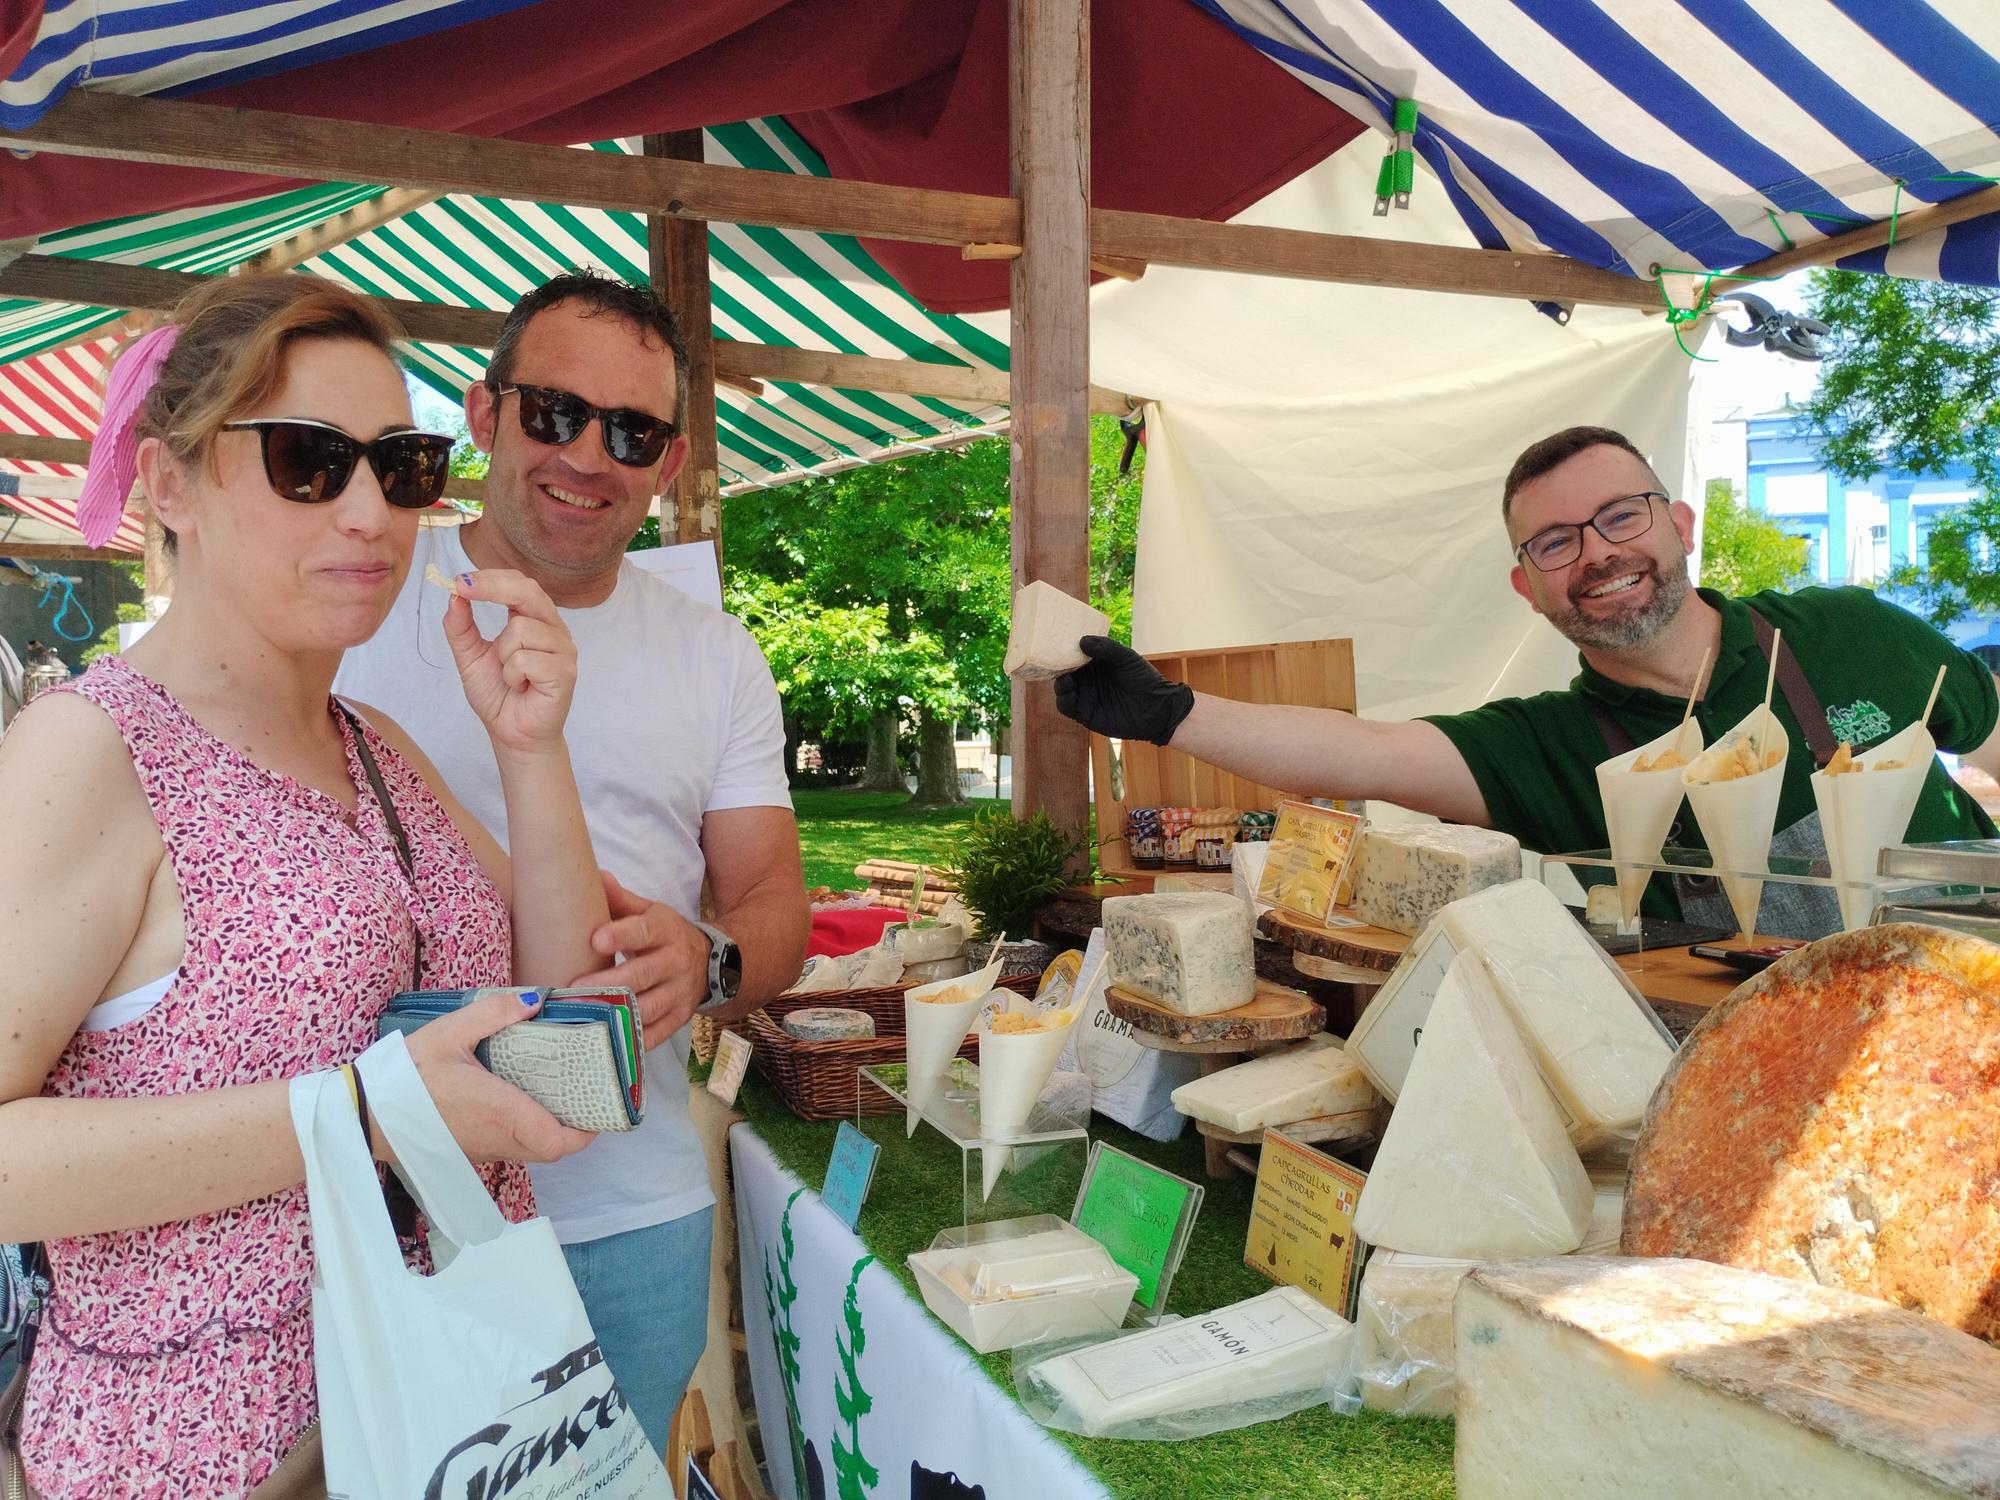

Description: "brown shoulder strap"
1583 695 1637 758
1747 606 1840 769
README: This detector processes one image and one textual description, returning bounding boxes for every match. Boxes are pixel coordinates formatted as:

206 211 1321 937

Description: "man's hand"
571 870 711 1043
1053 636 1196 746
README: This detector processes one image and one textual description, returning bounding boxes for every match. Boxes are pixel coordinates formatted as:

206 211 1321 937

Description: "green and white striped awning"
0 116 1011 505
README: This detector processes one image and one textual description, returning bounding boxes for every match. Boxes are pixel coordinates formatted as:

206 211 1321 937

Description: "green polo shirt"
1423 587 1999 917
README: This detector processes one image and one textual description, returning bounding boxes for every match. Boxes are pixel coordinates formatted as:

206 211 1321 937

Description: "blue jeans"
562 1208 714 1457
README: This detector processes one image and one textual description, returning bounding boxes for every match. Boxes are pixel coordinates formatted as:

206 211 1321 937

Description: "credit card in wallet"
376 987 645 1133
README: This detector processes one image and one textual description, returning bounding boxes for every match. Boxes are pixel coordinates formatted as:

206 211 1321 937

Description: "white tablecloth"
732 1124 1110 1500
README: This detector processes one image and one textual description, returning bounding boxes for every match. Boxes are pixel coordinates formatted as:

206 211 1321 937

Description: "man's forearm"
708 882 811 1020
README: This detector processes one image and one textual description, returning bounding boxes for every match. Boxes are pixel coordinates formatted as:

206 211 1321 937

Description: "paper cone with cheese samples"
976 1012 1076 1199
1811 720 1935 932
1680 705 1790 941
902 953 1005 1137
1005 580 1110 680
1594 718 1705 926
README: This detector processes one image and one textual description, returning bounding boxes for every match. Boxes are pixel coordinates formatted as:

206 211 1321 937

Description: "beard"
1544 552 1690 651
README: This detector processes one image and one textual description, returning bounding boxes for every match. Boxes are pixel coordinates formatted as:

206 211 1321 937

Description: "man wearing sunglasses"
1054 425 2000 938
336 271 807 1453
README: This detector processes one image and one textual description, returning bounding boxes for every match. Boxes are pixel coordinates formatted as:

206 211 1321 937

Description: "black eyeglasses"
1515 492 1668 572
221 419 453 509
490 382 677 468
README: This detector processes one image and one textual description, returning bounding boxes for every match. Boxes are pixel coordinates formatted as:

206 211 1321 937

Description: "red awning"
0 0 1362 314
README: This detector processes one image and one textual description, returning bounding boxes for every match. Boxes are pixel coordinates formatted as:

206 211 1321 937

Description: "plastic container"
909 1216 1139 1353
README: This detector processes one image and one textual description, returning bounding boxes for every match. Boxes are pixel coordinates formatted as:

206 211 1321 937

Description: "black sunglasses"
491 382 677 468
221 419 453 510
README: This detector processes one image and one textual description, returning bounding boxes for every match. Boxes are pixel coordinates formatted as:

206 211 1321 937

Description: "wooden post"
647 131 722 557
1008 0 1092 845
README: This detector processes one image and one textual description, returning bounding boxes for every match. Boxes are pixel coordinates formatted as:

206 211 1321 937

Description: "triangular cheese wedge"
1353 950 1592 1258
1595 718 1704 926
1005 580 1110 680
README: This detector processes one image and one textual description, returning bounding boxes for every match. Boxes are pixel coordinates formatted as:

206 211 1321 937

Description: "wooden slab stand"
1192 1107 1376 1147
1104 979 1324 1050
1258 908 1409 974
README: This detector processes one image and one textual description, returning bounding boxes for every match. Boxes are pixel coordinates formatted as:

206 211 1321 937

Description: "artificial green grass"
792 788 1009 891
738 1073 1456 1500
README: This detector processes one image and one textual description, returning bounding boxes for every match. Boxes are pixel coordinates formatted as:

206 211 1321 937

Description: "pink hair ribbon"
77 323 181 548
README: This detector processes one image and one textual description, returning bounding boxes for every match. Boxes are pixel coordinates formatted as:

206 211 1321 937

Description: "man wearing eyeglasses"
335 270 808 1453
1055 425 2000 938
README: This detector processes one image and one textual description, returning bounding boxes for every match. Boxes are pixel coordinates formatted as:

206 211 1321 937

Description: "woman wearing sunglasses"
0 276 608 1498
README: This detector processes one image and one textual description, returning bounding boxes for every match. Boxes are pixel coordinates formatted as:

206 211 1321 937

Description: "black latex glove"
1053 636 1195 746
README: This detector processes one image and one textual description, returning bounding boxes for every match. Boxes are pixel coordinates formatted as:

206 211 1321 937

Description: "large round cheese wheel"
1623 923 2000 1341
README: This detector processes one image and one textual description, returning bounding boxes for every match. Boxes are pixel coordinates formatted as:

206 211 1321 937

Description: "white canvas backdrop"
970 134 1701 720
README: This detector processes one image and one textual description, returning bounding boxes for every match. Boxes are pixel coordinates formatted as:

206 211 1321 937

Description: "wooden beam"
651 132 722 551
0 254 1147 413
5 92 1019 250
1008 0 1094 847
1729 182 2000 284
242 187 443 273
3 91 1669 311
0 540 132 563
1087 207 1661 310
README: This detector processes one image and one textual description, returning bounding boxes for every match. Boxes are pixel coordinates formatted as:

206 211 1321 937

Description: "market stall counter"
731 1073 1455 1500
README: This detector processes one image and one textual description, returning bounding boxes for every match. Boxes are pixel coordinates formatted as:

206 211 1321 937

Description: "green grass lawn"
792 787 1009 890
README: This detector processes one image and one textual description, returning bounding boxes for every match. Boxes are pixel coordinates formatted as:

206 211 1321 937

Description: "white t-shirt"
335 526 792 1243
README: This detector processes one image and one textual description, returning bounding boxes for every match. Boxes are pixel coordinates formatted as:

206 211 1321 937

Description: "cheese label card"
1072 1142 1204 1316
1257 801 1366 924
821 1120 881 1231
706 1028 753 1107
1244 1131 1368 1318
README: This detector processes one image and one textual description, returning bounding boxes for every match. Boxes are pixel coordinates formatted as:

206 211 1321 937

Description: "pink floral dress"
19 657 534 1499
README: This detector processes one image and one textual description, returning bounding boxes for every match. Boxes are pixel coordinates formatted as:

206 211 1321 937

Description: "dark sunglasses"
221 419 453 509
491 382 677 468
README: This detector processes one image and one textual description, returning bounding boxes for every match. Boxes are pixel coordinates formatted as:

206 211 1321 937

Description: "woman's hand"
399 988 595 1165
441 569 578 757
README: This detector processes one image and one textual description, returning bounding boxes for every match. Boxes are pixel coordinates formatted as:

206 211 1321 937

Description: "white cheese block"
1352 824 1521 937
1456 1257 2000 1499
1356 1249 1475 1418
1004 579 1110 680
1353 951 1592 1258
1022 1285 1353 1437
1582 883 1640 936
1579 1176 1624 1256
781 1006 876 1041
1102 892 1256 1016
1436 880 1673 1136
1169 1034 1377 1131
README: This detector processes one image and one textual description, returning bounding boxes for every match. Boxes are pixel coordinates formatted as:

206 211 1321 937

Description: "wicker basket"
749 977 1038 1121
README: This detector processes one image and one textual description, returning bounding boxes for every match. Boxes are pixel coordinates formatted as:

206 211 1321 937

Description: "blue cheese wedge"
1456 1258 2000 1499
781 1006 876 1041
1103 892 1256 1016
1352 824 1520 936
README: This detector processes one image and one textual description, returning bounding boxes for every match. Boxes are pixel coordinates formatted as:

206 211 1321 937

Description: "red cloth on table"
806 905 905 959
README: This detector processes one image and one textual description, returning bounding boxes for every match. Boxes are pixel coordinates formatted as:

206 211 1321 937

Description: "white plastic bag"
292 1034 669 1500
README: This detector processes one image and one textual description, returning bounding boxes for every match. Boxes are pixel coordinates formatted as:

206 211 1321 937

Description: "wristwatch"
692 919 742 1014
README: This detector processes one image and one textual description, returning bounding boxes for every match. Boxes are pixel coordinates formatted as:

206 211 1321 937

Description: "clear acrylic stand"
858 1062 1089 1228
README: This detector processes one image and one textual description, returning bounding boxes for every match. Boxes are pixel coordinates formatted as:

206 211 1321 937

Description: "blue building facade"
1742 413 2000 665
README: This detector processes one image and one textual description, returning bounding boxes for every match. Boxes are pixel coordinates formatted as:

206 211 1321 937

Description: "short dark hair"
1502 426 1660 524
486 269 689 427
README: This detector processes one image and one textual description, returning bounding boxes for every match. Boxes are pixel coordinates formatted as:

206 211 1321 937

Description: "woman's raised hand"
440 569 578 757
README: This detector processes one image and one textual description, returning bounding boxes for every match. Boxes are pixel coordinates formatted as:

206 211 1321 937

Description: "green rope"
1887 179 1905 247
1765 208 1795 252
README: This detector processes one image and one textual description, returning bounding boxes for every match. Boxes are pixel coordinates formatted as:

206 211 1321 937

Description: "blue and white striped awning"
1 0 540 129
1198 1 2000 290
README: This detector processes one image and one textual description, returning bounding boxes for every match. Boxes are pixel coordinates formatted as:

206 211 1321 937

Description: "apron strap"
1583 695 1637 758
1747 606 1840 769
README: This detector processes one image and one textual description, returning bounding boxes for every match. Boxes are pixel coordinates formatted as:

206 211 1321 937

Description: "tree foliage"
1800 269 2000 622
1699 479 1810 598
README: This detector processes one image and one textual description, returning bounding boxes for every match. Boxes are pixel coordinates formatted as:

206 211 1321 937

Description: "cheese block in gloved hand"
1053 637 1195 747
1006 580 1110 679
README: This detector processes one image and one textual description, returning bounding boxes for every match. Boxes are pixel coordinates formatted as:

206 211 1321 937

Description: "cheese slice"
1004 580 1111 680
1022 1285 1353 1437
1170 1034 1376 1131
1354 951 1592 1258
1456 1257 2000 1499
1437 880 1673 1136
1102 892 1255 1016
1352 824 1521 936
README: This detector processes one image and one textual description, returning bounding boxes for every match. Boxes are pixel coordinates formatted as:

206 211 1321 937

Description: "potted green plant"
944 809 1087 963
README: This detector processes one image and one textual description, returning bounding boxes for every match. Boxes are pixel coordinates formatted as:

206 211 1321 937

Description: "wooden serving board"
1258 908 1410 974
1105 979 1324 1050
1192 1107 1378 1147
